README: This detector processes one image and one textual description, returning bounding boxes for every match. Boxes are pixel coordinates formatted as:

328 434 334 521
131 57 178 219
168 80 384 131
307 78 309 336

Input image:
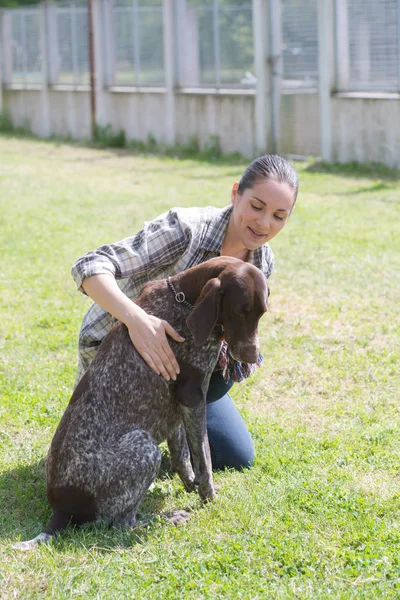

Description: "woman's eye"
251 204 263 211
274 215 285 221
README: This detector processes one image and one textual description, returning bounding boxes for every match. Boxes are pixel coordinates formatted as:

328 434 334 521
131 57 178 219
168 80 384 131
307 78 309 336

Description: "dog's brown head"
186 261 268 363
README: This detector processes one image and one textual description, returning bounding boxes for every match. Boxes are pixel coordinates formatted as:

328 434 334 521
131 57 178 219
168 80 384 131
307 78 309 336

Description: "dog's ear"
186 278 222 346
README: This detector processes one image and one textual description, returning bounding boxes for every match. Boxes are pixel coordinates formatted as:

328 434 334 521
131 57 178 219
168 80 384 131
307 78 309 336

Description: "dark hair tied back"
238 154 299 206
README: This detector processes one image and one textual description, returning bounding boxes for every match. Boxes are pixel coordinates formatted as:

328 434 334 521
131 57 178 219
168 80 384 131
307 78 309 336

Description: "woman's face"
230 178 296 251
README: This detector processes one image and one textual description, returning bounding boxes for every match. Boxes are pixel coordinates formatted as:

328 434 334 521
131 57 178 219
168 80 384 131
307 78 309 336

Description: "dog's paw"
12 533 52 551
182 478 196 493
198 484 217 503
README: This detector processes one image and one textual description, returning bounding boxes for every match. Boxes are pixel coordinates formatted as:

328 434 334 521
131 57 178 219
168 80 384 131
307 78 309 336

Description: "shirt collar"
200 204 267 272
200 204 233 252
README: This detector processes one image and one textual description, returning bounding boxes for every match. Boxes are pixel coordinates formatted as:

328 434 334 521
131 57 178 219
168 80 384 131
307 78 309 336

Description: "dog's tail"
13 510 71 551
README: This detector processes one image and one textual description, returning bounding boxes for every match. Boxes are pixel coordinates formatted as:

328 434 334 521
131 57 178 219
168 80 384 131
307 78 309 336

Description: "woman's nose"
257 213 271 234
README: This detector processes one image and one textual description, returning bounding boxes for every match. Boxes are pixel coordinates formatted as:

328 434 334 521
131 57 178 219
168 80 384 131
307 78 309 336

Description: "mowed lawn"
0 136 399 599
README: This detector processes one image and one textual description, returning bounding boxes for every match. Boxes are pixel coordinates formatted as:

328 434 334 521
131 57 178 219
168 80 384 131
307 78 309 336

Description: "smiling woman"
70 154 299 471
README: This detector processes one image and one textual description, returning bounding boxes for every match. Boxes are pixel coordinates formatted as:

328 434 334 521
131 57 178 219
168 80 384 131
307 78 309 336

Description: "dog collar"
167 278 194 309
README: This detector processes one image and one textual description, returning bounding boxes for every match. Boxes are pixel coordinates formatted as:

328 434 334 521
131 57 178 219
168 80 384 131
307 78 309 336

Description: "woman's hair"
238 154 299 206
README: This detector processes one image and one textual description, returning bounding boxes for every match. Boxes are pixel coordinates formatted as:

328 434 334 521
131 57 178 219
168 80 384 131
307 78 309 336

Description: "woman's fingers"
163 321 185 344
128 316 185 382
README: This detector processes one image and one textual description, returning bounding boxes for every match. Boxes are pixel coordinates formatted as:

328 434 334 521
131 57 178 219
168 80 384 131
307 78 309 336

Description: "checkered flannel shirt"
71 204 274 383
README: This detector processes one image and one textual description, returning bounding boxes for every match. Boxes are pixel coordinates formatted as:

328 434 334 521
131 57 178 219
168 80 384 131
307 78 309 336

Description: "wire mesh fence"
10 7 42 85
177 0 255 89
56 2 89 85
112 0 164 86
2 0 400 92
55 1 90 85
281 0 318 88
347 0 399 91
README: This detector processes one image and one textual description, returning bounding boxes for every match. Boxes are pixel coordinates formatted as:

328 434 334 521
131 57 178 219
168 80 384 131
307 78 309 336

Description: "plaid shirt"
71 204 274 382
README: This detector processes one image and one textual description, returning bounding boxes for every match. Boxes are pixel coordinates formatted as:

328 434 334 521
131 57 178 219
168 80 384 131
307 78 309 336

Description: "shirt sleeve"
71 209 191 294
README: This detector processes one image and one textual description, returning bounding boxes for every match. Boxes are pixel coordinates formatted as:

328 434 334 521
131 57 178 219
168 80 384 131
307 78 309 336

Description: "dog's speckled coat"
16 257 268 548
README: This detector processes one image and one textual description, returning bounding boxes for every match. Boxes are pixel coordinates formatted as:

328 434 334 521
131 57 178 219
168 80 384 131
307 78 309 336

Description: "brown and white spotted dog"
15 256 268 549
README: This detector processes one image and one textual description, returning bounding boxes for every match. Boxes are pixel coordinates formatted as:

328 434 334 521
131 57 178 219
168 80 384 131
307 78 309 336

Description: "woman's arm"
72 210 192 380
81 274 185 382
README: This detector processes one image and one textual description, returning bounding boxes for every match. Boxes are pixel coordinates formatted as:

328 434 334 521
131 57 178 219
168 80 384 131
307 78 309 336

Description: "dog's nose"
229 342 259 364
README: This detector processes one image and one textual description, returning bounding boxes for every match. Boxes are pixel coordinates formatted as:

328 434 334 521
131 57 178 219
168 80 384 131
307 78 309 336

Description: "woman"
71 154 299 471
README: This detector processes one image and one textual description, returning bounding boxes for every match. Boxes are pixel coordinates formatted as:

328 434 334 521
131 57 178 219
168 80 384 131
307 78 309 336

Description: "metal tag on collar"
175 291 186 303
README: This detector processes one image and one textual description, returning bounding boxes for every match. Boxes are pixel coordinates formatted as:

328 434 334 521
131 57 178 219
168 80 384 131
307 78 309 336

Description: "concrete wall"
332 95 400 168
280 91 320 157
5 86 400 167
3 87 321 159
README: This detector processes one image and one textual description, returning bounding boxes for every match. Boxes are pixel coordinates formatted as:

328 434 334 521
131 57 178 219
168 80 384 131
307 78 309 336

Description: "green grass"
0 135 399 598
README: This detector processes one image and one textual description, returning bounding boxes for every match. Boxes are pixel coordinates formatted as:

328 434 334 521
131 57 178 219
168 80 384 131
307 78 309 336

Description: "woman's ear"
231 181 239 205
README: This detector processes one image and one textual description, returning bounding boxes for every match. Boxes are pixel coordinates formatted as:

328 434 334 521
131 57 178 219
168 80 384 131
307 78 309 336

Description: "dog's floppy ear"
186 278 222 346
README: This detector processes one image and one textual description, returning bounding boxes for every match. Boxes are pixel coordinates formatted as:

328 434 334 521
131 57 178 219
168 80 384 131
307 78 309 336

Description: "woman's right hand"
126 311 185 382
81 274 184 382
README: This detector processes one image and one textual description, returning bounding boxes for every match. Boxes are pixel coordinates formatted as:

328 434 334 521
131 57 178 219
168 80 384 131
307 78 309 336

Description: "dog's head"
186 262 268 363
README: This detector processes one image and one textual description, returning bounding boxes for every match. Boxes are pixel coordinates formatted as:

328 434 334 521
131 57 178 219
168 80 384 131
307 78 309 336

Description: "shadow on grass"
2 452 186 550
304 160 400 181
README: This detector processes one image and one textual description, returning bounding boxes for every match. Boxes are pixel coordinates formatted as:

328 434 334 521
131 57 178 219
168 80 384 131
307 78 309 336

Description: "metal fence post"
2 10 12 87
46 2 59 85
252 0 272 153
318 0 335 162
71 1 79 84
163 0 176 145
132 0 140 85
102 0 115 87
212 0 221 89
21 11 27 87
398 0 400 90
93 0 106 126
335 0 349 90
0 10 4 114
269 0 282 154
40 2 50 135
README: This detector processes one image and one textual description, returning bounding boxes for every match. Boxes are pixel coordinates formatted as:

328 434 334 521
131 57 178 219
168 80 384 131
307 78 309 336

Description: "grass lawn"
0 135 399 599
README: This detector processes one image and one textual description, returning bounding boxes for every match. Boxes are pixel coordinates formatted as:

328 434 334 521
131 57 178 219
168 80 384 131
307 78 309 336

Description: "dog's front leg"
167 424 196 493
181 404 216 502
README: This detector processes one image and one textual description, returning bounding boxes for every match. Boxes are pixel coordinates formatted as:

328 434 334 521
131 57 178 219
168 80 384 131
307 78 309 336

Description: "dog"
15 256 268 549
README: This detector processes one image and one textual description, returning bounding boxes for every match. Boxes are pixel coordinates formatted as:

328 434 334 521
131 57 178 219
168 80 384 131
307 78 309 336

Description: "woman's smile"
248 226 267 240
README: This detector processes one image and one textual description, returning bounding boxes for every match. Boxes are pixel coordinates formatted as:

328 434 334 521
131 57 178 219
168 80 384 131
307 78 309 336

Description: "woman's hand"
126 311 185 381
81 274 184 382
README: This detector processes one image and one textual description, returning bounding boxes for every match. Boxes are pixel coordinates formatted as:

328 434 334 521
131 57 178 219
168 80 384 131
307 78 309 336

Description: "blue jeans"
206 371 254 471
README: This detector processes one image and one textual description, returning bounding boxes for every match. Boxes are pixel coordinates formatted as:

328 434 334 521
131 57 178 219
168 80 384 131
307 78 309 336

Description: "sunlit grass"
1 136 399 598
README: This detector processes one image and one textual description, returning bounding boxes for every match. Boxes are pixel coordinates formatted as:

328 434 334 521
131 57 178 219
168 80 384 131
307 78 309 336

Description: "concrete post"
318 0 335 162
163 0 176 145
335 0 350 90
39 3 50 136
252 0 272 154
